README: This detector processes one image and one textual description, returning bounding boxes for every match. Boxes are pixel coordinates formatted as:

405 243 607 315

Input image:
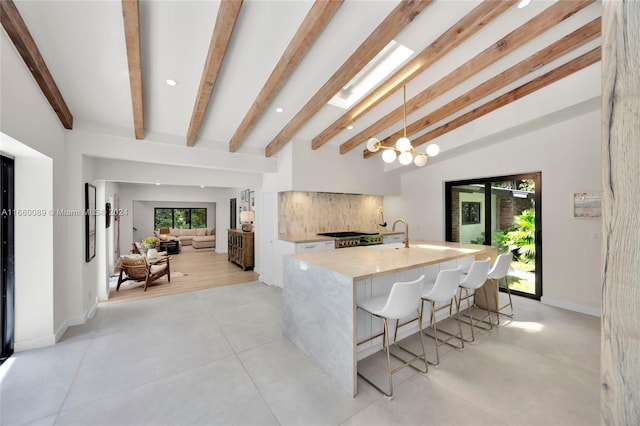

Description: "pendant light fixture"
366 85 439 167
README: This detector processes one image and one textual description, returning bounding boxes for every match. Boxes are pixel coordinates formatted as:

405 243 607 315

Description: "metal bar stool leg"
383 318 393 398
356 275 428 399
496 276 515 324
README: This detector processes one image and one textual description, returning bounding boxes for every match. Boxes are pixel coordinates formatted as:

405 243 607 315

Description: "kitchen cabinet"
228 229 254 270
295 240 335 253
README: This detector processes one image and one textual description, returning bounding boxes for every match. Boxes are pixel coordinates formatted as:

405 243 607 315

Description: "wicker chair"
116 255 171 292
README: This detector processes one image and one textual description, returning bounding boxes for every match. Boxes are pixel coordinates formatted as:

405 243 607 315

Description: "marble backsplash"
278 191 383 236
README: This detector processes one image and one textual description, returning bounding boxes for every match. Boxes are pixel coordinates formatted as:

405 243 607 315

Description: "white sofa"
157 227 215 249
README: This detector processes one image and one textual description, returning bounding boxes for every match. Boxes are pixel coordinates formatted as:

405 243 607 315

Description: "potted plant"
142 236 160 259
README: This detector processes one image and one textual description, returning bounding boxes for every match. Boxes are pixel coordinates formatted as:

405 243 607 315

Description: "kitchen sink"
367 243 405 249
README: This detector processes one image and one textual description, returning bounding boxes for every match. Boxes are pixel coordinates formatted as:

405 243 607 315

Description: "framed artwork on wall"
461 201 481 225
573 192 601 218
85 183 96 262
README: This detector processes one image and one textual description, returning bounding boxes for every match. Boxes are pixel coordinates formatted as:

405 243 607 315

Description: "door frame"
1 155 15 363
445 172 542 300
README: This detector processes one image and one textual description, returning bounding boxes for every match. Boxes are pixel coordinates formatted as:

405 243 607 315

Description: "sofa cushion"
196 228 207 236
193 235 215 242
193 235 215 249
181 229 197 237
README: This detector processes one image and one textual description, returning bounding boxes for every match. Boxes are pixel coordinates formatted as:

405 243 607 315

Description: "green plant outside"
471 207 536 294
153 207 207 229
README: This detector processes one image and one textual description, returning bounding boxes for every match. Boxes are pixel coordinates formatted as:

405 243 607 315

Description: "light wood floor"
103 247 259 305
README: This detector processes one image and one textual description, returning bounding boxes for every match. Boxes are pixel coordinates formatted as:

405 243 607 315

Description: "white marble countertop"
287 240 496 279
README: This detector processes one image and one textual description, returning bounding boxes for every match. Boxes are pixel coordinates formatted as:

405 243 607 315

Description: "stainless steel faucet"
392 219 409 248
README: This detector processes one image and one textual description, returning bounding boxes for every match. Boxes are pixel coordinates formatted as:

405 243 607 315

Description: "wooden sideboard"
227 229 254 270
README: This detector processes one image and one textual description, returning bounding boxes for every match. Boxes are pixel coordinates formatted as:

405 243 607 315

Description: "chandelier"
366 85 439 167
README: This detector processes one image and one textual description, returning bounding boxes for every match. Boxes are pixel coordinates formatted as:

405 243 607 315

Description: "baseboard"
86 298 98 320
54 319 70 343
52 299 99 345
65 300 98 327
17 300 99 352
259 274 281 288
14 333 57 352
541 296 601 317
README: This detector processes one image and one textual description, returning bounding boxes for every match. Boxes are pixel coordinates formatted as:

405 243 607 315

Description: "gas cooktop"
317 231 382 248
317 231 378 238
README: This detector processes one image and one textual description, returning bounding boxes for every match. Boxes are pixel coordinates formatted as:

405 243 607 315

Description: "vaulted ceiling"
2 0 601 167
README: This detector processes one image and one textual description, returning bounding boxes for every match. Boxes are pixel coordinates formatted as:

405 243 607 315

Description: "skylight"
328 40 413 109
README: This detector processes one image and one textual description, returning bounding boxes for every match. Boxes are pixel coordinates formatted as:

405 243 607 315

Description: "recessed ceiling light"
166 79 178 86
347 125 354 130
276 107 284 113
517 0 531 8
155 183 161 186
200 185 205 188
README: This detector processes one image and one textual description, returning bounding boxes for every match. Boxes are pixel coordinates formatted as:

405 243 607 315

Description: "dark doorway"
230 198 237 229
1 155 15 364
446 172 542 300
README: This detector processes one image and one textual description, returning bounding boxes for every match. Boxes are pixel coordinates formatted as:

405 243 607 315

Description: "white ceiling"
10 0 602 164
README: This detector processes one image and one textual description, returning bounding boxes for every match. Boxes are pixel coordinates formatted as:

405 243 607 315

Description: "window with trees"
154 208 207 229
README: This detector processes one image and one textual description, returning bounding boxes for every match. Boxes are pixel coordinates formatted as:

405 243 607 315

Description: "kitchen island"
282 240 496 396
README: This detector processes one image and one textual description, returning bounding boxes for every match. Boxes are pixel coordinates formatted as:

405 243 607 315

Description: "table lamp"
240 210 254 232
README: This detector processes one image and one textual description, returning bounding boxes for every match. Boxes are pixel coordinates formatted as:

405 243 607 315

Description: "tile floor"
0 281 600 426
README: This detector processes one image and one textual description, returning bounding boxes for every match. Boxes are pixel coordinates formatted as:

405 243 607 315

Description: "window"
327 40 413 109
154 208 207 229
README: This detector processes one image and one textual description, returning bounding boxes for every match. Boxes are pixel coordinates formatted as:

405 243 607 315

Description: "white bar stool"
357 275 427 399
457 259 491 342
420 266 464 366
489 252 514 323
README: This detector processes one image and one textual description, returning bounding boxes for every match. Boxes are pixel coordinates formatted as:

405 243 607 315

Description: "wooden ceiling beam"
366 17 602 158
121 0 144 139
341 0 594 155
1 0 73 129
187 0 243 147
229 0 343 153
389 47 601 155
311 0 515 151
264 0 432 158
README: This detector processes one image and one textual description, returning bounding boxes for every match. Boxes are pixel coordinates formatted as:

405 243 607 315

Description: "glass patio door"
446 172 541 300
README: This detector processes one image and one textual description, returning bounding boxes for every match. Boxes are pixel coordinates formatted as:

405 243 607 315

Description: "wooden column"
601 1 640 424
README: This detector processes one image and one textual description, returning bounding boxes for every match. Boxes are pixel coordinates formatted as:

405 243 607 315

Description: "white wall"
395 107 602 315
1 31 72 350
91 157 263 190
79 156 98 323
290 138 401 196
67 128 277 175
9 145 54 350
